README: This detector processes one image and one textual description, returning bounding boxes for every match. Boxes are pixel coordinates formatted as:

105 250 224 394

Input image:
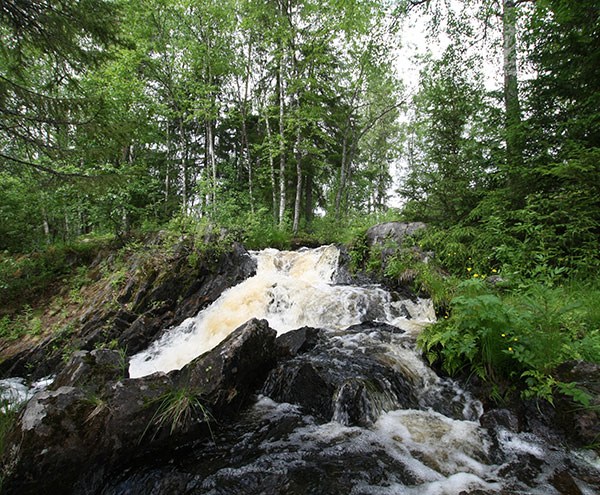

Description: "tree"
400 48 499 226
0 0 121 174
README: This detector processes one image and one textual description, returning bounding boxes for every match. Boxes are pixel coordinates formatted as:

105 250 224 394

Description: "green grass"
142 387 214 442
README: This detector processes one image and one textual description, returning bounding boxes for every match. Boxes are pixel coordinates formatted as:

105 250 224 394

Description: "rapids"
117 245 600 494
129 245 435 378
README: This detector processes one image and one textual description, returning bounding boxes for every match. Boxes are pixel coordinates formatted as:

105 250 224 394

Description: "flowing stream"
118 245 600 494
129 245 434 378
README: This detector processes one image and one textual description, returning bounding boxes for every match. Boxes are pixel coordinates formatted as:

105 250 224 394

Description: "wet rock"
264 361 335 420
498 453 544 487
116 310 175 355
332 378 376 426
263 322 419 425
480 409 520 433
344 321 405 335
1 318 278 495
550 469 584 495
274 326 324 357
177 318 277 413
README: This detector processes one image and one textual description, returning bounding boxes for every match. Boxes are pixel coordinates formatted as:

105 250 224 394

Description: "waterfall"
129 245 435 378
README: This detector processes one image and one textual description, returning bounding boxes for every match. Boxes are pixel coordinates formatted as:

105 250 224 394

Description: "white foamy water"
129 245 435 378
0 376 53 412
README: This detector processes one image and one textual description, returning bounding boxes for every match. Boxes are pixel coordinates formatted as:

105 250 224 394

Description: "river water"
117 245 600 494
129 245 434 378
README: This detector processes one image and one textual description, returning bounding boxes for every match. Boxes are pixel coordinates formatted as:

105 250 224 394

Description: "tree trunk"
292 129 303 234
180 121 188 215
304 167 313 225
335 134 349 218
503 0 523 174
207 119 217 214
277 54 287 227
264 110 278 223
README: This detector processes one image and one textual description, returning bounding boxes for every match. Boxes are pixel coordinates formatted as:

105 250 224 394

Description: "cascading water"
115 245 600 495
129 245 435 378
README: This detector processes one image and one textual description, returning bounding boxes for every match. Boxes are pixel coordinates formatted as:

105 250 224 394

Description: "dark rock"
262 322 420 425
176 318 278 413
498 453 544 487
51 349 127 390
264 361 335 420
274 326 324 357
550 469 584 495
334 223 429 300
333 245 374 286
344 321 405 335
480 409 520 433
1 318 278 495
332 378 376 426
553 361 600 448
555 361 600 394
0 242 256 381
116 310 175 355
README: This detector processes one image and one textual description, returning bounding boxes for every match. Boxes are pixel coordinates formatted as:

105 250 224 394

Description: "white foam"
129 245 435 377
0 376 53 412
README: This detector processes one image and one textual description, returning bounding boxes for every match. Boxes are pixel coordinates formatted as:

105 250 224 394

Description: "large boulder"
364 222 426 247
335 222 429 296
1 318 277 495
262 322 419 427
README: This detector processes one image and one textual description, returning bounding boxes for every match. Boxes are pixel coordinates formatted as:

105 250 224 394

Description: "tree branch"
0 152 97 178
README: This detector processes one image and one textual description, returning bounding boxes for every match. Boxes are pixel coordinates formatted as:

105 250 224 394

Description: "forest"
1 0 600 411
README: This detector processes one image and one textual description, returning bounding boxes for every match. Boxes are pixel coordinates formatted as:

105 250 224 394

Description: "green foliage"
383 244 458 314
418 279 516 381
418 278 600 406
0 237 110 313
0 399 20 460
0 305 44 341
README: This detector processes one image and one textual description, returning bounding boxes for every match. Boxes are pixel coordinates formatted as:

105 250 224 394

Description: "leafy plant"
418 279 516 381
418 278 600 406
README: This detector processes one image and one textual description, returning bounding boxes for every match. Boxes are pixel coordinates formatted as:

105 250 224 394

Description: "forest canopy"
0 0 598 281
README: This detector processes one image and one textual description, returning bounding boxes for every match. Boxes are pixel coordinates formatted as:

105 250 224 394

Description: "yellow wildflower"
492 269 497 273
473 273 479 278
467 267 472 272
508 347 513 352
501 333 506 337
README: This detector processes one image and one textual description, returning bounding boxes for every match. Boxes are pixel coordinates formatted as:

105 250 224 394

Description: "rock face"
364 222 426 247
335 221 429 296
0 241 256 380
1 318 277 495
553 360 600 447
